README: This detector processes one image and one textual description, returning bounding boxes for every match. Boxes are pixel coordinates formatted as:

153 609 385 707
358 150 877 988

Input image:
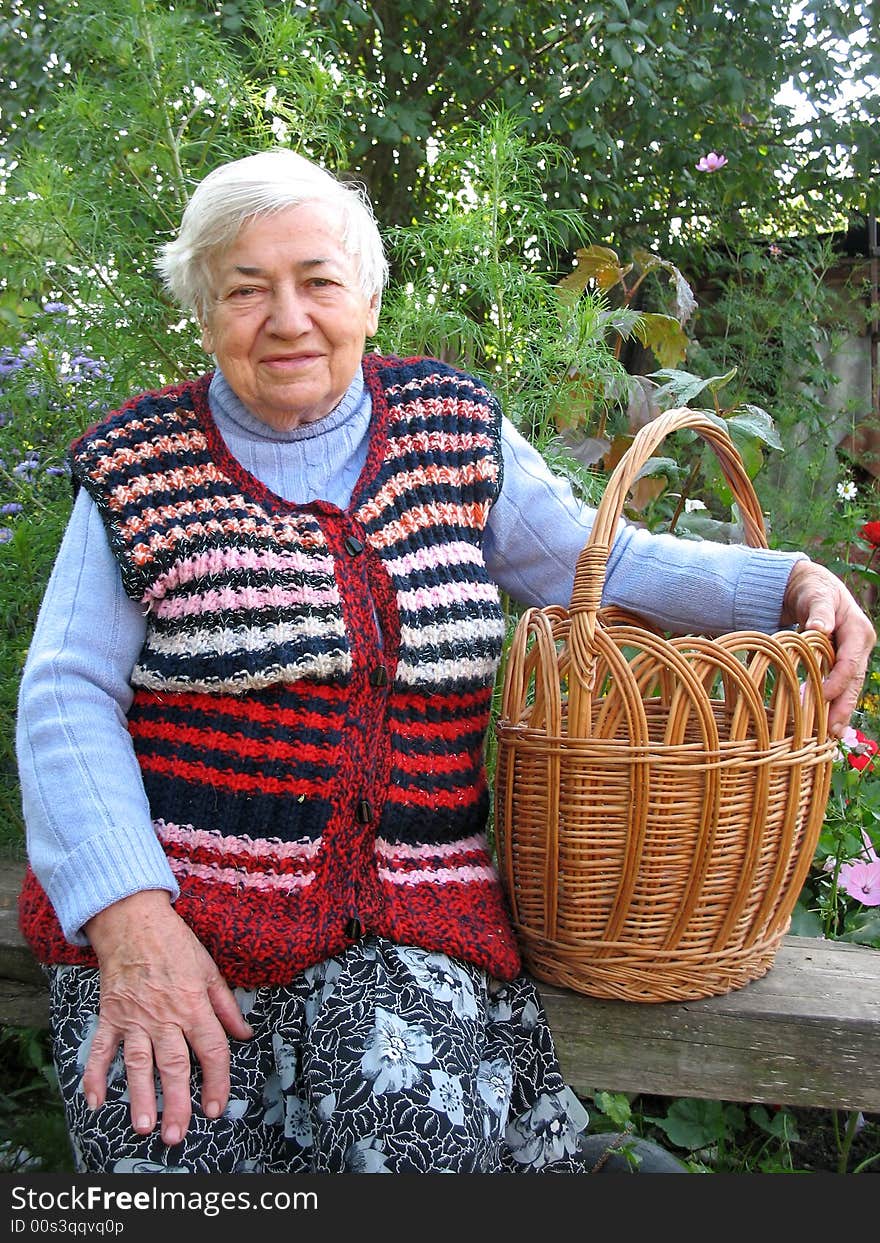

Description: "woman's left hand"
781 558 876 737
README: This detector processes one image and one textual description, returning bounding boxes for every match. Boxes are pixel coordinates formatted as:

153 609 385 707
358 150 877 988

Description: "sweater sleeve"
485 416 803 634
16 488 178 945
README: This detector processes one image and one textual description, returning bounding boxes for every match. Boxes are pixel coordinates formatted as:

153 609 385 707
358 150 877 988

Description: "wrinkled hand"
781 558 877 737
83 891 253 1146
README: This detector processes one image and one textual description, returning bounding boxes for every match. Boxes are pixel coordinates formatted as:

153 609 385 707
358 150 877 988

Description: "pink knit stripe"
377 864 497 886
152 581 340 620
382 541 485 579
374 834 488 861
386 429 494 458
356 461 494 525
108 461 232 512
169 857 315 890
128 516 327 571
147 546 337 600
383 373 492 401
396 580 501 613
365 502 492 550
88 427 208 481
156 819 323 860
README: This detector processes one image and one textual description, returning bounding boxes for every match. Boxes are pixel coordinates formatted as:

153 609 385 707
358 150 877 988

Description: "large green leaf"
649 367 737 408
727 405 783 451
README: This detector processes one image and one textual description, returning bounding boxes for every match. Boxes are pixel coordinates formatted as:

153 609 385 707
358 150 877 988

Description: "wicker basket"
494 407 837 1003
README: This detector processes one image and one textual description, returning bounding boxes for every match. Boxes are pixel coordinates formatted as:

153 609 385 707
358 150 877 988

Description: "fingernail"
164 1124 182 1145
204 1100 221 1119
136 1114 152 1131
86 1093 98 1111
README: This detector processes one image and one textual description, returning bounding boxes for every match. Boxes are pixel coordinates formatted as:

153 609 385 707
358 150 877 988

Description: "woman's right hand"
82 891 254 1146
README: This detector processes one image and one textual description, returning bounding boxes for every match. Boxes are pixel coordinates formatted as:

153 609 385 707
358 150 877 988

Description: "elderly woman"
17 150 875 1175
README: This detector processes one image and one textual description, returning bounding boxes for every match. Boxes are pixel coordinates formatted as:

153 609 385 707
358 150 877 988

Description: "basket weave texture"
494 408 836 1003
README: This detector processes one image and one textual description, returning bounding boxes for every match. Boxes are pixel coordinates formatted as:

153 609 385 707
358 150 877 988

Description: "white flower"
477 1058 513 1119
360 1007 434 1095
270 116 289 143
394 947 478 1018
426 1069 466 1128
837 481 858 500
684 498 707 513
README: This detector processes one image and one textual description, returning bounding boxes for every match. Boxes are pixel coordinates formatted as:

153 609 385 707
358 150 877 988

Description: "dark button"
344 535 365 555
345 916 363 940
369 664 388 688
355 799 373 824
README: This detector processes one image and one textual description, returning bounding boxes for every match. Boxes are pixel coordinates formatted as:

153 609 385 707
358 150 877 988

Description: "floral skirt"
48 937 595 1174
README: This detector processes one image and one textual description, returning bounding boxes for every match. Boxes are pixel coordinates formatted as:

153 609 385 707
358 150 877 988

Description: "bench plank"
538 937 880 1112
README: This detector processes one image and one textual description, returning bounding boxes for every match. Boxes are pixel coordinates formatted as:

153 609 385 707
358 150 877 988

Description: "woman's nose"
267 287 310 336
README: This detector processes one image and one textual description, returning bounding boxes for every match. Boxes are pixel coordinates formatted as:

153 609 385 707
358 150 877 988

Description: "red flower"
848 728 879 772
859 521 880 547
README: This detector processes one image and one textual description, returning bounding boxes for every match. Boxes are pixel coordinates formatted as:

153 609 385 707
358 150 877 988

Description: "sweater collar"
208 365 367 443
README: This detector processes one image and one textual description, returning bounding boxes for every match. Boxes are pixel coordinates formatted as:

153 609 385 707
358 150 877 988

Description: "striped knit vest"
18 355 524 986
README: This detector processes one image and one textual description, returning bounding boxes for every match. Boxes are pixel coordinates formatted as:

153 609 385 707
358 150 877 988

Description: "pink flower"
696 152 728 172
838 860 880 906
837 831 880 904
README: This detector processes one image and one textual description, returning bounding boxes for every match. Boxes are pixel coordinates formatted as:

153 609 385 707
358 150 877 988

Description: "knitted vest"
19 355 524 986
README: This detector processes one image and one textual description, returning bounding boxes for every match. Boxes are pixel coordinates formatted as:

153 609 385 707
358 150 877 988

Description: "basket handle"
569 407 769 622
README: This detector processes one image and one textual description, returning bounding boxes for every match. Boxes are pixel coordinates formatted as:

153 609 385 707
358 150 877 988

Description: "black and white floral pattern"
48 937 593 1174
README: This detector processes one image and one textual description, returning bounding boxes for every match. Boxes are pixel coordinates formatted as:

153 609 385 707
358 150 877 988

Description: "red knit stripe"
392 749 478 776
377 847 491 874
384 781 485 810
162 838 318 877
137 753 335 798
129 718 338 766
133 687 349 728
390 687 490 716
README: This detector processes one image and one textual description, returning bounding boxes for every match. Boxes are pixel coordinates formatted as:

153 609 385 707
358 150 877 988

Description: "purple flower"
42 302 69 315
696 151 728 172
45 465 68 477
13 453 40 478
0 527 13 544
0 502 23 516
18 344 38 360
0 355 22 377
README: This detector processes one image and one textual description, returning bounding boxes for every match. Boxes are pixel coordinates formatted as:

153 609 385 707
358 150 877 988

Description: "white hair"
156 149 389 321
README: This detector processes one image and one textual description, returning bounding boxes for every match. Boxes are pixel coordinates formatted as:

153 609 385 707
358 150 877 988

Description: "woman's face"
201 202 380 430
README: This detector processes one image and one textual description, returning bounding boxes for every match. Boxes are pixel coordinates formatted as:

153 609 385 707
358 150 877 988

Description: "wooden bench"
3 859 879 1113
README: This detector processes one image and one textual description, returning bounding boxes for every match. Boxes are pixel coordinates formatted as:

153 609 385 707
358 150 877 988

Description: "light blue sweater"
17 367 802 944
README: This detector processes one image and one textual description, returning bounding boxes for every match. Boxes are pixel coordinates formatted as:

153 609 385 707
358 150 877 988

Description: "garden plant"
0 0 878 1174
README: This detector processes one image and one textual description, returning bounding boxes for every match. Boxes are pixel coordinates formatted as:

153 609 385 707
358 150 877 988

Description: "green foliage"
0 1027 73 1173
376 108 628 494
3 1 877 256
683 238 865 551
794 652 880 949
0 0 877 1177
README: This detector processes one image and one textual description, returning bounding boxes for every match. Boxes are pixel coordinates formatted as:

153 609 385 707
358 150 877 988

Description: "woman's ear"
366 293 380 339
200 319 215 355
